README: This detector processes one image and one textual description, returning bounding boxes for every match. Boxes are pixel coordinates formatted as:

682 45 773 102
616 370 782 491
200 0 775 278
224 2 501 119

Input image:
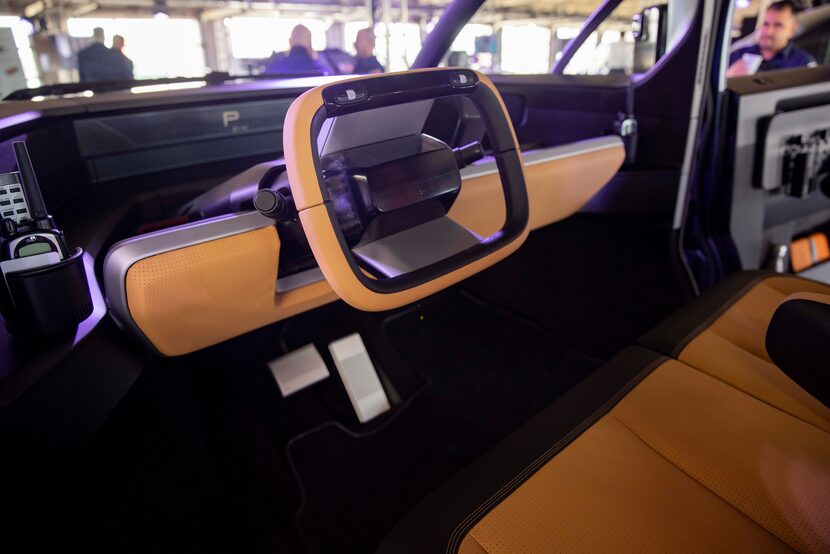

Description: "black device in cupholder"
0 141 92 336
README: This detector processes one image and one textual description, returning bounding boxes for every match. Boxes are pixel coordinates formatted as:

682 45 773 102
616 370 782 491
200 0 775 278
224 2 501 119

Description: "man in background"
110 34 134 81
78 27 114 82
264 24 323 75
727 0 817 76
353 27 384 74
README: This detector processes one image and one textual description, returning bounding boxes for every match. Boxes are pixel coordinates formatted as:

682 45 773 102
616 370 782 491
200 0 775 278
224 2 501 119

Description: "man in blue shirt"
728 0 817 77
263 25 324 76
78 27 120 82
353 27 384 74
110 35 134 81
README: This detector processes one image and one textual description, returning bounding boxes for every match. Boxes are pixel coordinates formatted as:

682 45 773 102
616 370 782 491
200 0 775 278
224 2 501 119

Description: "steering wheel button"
450 71 476 88
335 85 367 105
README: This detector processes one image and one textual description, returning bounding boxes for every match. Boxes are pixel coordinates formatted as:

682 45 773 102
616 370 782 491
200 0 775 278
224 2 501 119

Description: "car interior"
1 0 829 551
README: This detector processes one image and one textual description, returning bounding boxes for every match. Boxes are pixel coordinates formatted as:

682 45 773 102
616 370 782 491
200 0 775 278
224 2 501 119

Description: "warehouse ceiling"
3 0 651 24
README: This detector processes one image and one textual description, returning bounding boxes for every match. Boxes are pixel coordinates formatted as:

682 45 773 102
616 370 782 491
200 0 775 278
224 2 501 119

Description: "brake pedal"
329 334 390 423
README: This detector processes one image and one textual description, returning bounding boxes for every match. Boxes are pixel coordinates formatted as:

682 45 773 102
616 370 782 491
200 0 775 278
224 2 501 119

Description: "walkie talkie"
0 140 91 336
0 141 68 265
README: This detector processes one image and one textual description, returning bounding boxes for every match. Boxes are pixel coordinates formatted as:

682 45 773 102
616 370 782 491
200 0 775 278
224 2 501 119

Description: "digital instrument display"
74 98 294 181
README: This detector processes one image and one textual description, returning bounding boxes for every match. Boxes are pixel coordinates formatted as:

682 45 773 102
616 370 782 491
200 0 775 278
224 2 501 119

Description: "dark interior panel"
492 75 628 149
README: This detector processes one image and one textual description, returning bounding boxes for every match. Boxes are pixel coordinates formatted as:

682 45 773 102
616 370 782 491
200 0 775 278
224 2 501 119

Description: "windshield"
0 0 635 97
1 3 438 97
5 0 819 98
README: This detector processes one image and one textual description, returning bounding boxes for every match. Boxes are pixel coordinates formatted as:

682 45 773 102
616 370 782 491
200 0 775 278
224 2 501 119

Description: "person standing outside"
110 34 134 81
264 24 323 75
353 27 384 74
78 27 113 82
727 0 817 77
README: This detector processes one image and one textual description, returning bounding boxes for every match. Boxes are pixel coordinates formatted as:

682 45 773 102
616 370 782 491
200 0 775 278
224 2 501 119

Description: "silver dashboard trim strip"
105 137 622 351
460 135 623 180
276 267 325 293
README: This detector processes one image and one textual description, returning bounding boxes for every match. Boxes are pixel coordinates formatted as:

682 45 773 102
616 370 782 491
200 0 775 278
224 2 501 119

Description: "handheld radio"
0 141 91 336
0 141 68 266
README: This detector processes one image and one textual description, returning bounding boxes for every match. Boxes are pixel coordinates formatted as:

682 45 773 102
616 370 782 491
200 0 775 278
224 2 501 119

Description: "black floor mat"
288 290 595 553
29 211 691 554
48 214 687 554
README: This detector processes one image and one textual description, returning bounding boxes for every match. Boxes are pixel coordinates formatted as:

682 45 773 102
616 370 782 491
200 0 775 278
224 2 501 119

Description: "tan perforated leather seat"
380 272 830 553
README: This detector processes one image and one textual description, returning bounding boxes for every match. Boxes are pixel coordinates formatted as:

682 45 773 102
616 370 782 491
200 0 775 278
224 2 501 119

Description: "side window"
444 12 563 74
442 0 672 76
561 0 652 75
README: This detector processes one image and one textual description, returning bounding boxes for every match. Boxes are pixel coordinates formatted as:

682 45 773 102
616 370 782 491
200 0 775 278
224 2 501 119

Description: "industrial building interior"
0 0 829 551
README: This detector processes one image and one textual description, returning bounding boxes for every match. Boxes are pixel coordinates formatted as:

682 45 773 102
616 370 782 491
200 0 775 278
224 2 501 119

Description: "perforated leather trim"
446 356 666 553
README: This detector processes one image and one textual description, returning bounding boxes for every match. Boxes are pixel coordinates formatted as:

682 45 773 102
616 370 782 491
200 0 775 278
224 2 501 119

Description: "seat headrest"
766 292 830 407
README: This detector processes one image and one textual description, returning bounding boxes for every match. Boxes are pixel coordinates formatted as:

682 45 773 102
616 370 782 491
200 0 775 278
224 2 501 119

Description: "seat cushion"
642 273 830 432
378 347 668 553
458 359 830 553
381 272 830 553
460 415 790 553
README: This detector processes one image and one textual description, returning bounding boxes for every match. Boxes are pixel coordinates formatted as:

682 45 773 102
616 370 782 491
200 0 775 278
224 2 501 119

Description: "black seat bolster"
377 346 666 554
766 298 830 408
638 270 772 357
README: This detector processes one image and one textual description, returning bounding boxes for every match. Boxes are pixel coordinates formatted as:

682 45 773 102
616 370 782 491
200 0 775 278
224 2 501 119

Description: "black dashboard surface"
0 77 336 396
1 82 344 535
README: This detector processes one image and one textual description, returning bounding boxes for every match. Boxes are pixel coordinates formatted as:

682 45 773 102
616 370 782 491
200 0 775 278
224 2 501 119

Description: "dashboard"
0 73 627 398
4 65 828 382
0 78 337 388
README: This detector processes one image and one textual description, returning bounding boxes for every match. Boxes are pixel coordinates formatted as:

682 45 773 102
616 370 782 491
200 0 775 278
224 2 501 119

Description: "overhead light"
24 1 45 18
71 3 99 17
130 81 206 94
736 0 751 7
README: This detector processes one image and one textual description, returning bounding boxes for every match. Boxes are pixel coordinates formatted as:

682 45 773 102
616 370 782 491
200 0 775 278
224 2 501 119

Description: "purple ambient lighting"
72 251 107 346
0 111 41 129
